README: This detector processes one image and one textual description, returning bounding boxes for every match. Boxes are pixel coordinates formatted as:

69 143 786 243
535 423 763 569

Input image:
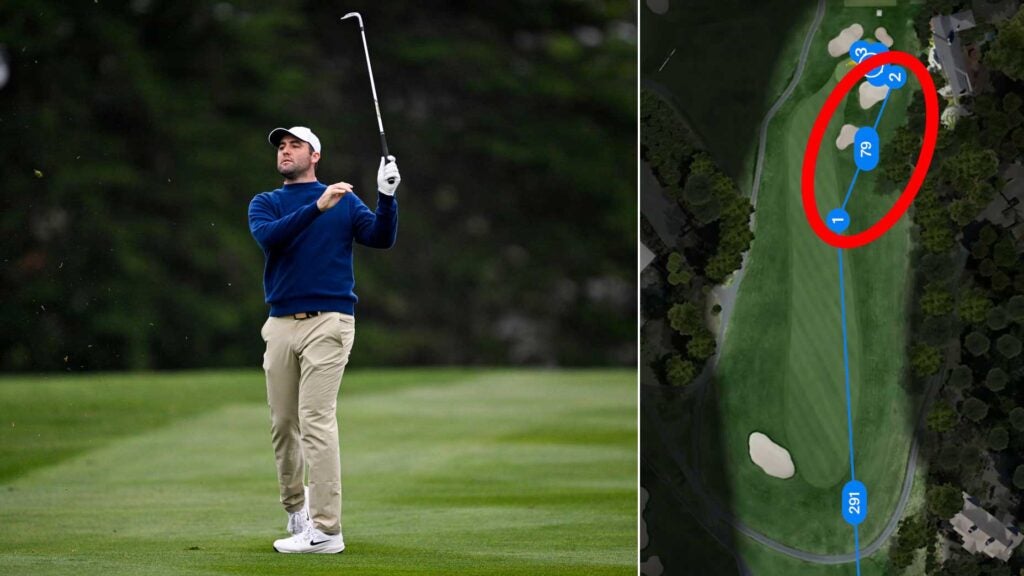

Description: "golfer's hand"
377 155 401 196
317 182 352 212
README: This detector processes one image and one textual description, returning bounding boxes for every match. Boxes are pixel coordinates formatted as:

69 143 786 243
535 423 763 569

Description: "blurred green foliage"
0 1 637 370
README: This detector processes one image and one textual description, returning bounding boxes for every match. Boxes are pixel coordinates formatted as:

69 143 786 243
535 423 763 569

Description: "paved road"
710 0 827 348
647 376 930 565
750 0 825 207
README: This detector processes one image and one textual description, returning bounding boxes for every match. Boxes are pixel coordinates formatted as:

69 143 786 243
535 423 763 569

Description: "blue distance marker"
853 127 880 171
842 480 868 526
827 208 851 233
865 64 889 86
849 40 889 86
847 40 873 62
884 65 907 90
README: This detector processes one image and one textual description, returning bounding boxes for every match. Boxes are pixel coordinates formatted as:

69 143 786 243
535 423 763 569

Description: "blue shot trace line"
838 248 865 574
854 525 863 576
838 249 856 482
841 169 861 210
842 72 897 211
832 40 909 572
873 89 892 130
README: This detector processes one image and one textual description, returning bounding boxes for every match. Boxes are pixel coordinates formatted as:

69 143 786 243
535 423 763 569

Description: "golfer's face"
277 136 312 176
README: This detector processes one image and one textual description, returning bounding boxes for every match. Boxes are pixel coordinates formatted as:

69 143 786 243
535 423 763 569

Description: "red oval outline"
801 50 939 249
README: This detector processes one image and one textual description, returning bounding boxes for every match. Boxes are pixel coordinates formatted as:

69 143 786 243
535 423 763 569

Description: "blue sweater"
248 181 398 317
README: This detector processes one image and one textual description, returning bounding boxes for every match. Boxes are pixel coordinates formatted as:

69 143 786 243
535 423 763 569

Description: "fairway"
0 369 636 575
704 0 919 559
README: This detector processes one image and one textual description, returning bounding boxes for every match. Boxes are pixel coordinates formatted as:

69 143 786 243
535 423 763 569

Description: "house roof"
640 242 656 271
951 492 1024 562
980 162 1024 230
950 10 977 30
1004 162 1024 203
930 11 977 97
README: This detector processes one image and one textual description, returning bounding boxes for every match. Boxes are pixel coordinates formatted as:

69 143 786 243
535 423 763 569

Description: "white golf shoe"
285 486 312 535
285 508 310 536
273 524 345 554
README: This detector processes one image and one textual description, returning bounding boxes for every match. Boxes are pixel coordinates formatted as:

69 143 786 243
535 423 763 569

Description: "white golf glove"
377 155 401 196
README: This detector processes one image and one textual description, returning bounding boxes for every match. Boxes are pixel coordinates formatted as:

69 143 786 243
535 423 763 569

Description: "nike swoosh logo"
310 539 330 546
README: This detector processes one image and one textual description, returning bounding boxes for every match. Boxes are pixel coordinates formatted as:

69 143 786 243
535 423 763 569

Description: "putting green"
0 369 636 575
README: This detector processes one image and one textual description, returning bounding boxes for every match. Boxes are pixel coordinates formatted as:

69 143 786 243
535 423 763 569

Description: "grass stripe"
0 369 635 575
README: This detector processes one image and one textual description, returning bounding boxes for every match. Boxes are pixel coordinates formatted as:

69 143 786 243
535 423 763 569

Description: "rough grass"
641 0 816 185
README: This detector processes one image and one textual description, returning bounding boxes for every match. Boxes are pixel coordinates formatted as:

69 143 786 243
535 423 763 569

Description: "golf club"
340 12 396 184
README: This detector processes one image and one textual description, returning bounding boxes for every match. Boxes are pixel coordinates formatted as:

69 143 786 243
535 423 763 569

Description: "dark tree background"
0 1 637 371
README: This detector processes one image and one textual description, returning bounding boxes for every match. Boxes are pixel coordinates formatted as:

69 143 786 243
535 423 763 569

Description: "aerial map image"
640 0 1024 575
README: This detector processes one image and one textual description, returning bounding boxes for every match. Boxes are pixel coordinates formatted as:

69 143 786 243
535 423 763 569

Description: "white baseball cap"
268 126 321 153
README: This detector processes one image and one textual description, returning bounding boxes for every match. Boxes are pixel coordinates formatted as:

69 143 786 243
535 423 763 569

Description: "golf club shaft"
351 15 389 159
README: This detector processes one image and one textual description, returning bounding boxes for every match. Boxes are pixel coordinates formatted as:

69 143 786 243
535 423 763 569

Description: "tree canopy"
0 1 637 370
986 4 1024 81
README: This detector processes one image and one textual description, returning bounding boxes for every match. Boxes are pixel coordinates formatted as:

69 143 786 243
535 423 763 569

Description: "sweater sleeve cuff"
306 200 325 218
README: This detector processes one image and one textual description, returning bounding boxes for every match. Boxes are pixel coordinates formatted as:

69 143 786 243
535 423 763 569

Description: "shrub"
985 368 1008 391
995 334 1021 359
987 427 1009 451
964 331 990 356
961 397 989 422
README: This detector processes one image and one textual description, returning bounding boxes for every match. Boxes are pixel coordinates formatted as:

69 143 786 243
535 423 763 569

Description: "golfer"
247 126 400 553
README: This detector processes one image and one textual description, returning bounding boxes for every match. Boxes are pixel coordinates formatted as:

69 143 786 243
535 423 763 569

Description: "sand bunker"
828 23 864 57
875 27 894 47
646 0 668 15
640 487 663 576
749 432 795 479
642 556 665 576
859 82 889 109
836 124 858 150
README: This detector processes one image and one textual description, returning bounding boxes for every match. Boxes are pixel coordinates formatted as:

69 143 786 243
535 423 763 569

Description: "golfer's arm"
351 193 398 249
248 195 322 250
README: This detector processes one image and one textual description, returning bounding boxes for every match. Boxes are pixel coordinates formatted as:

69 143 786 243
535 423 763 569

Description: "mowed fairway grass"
705 1 920 556
0 369 636 575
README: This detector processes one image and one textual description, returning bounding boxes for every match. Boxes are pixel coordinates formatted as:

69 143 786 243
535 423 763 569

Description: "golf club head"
341 12 362 26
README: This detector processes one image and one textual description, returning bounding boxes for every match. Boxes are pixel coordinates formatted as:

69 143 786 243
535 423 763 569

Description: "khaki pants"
261 312 355 535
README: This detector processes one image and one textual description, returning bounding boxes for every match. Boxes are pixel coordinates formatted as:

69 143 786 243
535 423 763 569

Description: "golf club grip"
380 132 396 184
